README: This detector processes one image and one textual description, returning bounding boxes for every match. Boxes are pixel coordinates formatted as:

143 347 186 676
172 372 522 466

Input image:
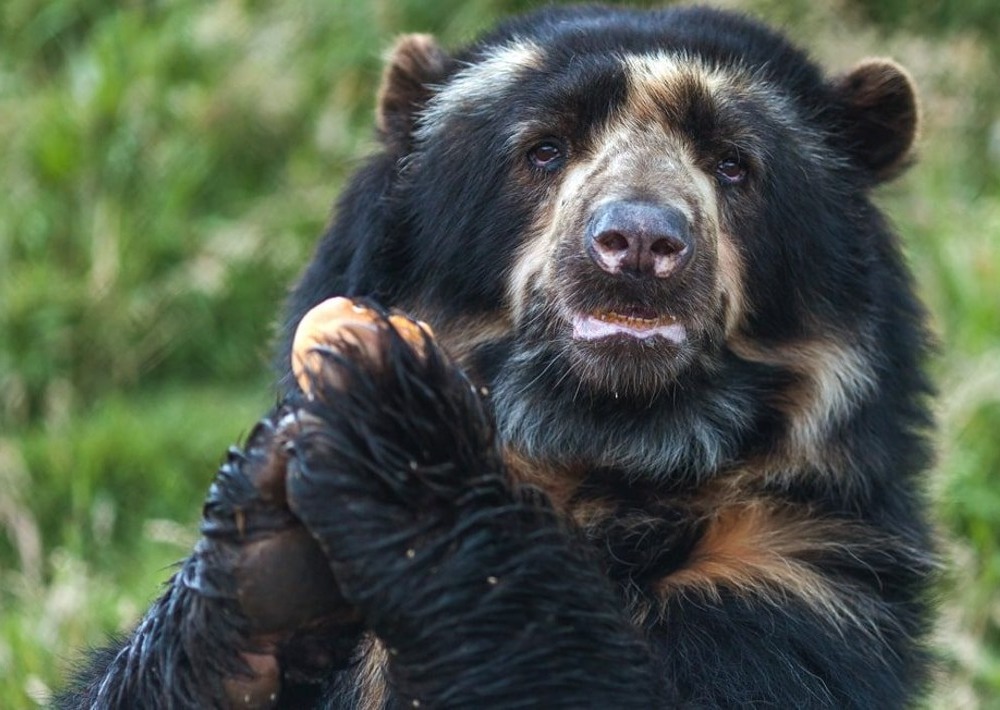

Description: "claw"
227 446 248 464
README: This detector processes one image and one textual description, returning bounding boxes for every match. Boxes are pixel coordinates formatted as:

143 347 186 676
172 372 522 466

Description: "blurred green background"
1 0 998 706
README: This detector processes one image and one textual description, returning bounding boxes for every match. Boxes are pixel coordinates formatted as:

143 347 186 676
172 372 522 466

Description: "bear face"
284 5 925 482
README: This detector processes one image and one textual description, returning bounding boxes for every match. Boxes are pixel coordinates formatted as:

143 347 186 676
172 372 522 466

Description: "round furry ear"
834 58 919 181
376 34 451 152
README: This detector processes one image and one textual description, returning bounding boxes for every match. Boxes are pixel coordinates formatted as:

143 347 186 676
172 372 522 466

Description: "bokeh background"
1 0 998 706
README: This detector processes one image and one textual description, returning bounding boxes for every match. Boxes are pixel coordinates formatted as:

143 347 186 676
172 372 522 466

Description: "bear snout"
585 201 694 279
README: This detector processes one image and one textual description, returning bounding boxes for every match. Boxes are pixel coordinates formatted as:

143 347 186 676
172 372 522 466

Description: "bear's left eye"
715 157 747 185
528 141 565 170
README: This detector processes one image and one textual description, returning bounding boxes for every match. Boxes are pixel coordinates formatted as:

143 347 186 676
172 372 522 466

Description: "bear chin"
563 331 703 399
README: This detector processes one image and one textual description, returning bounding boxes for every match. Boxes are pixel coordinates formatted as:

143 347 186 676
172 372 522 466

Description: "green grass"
1 0 998 707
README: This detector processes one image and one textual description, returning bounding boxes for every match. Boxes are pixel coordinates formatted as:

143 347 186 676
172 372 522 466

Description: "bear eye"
528 140 565 170
716 157 747 185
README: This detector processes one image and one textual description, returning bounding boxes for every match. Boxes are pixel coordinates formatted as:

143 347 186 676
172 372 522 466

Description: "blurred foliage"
0 0 998 707
851 0 1000 37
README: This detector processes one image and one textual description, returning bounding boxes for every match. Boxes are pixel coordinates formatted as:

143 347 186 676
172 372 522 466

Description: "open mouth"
570 309 687 344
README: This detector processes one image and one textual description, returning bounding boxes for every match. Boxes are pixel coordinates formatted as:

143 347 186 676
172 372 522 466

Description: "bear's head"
289 6 926 478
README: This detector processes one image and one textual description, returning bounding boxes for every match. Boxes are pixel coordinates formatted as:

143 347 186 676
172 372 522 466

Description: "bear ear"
833 58 919 181
376 34 451 152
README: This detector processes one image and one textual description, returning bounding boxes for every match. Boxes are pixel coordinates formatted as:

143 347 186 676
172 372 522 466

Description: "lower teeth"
599 312 668 327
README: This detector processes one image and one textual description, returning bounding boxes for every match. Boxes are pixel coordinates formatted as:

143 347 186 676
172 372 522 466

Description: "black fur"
61 6 936 709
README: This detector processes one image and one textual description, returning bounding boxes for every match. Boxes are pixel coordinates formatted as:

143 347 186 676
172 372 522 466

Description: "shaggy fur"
60 6 936 708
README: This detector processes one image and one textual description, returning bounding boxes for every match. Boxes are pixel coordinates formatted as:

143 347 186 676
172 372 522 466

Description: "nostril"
649 236 685 257
586 201 693 277
597 231 629 254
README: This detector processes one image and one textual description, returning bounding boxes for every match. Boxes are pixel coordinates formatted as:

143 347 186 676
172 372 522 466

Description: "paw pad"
291 297 434 398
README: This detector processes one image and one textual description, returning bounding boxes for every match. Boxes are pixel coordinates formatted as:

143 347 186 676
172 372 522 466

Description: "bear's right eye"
528 141 565 170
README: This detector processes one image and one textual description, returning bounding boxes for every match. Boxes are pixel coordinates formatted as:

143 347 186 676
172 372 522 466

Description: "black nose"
585 201 693 278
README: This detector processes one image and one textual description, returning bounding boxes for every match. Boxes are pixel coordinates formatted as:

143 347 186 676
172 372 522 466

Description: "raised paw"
281 299 508 611
213 415 355 631
198 410 362 707
291 296 434 398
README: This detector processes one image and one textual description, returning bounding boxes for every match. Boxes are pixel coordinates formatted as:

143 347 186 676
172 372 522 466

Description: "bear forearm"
56 566 362 710
279 326 660 705
58 414 368 710
365 505 658 709
55 551 248 709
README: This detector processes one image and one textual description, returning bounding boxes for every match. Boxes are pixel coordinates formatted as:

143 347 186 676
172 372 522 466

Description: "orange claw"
291 297 433 398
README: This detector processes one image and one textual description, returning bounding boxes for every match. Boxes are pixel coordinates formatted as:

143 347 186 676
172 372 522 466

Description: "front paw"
202 411 361 625
282 299 506 604
291 296 435 398
197 411 362 706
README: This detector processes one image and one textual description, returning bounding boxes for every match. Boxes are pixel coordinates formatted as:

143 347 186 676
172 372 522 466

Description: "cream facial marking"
715 230 746 337
624 50 842 171
506 158 595 322
623 52 733 118
416 40 542 143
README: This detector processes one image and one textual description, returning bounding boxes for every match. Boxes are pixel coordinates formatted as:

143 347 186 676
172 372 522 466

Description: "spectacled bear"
60 4 936 708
